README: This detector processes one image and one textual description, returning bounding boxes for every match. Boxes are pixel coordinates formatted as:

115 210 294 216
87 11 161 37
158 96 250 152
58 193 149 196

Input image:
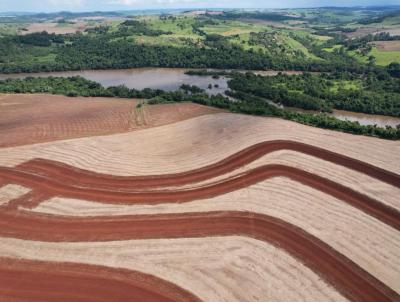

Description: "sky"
0 0 399 12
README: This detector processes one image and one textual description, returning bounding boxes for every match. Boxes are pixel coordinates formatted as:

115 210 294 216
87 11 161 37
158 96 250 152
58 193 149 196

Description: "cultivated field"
345 26 400 38
373 40 400 51
0 94 222 147
0 96 399 301
22 22 89 35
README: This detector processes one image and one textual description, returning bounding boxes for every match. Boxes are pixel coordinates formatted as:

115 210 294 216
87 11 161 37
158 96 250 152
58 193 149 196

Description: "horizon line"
1 4 399 14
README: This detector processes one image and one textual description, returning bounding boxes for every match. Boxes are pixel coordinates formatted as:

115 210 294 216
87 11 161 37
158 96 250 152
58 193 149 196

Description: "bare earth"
0 184 30 206
345 26 400 38
0 94 222 147
373 41 400 51
22 22 89 35
32 176 400 292
0 113 397 174
0 95 399 302
0 236 348 302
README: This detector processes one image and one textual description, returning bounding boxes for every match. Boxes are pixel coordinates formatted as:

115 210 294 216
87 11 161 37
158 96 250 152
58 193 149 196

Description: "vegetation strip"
1 76 398 139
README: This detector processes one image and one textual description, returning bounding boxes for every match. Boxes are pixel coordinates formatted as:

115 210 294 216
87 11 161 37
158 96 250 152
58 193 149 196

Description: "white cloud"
109 0 207 6
48 0 86 8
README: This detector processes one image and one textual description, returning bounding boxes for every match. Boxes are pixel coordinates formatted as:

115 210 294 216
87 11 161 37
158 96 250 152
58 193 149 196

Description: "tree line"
228 72 400 117
0 27 383 74
0 76 398 140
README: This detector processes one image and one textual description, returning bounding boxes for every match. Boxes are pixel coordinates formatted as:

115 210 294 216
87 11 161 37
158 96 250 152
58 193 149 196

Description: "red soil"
0 94 222 147
4 141 399 230
1 141 399 301
0 210 398 302
2 164 399 229
16 140 400 188
0 257 201 302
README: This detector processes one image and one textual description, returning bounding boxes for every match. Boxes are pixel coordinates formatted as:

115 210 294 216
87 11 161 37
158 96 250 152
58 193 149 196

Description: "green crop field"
201 20 262 36
370 47 400 66
329 80 362 92
349 46 400 66
0 23 24 36
323 45 342 52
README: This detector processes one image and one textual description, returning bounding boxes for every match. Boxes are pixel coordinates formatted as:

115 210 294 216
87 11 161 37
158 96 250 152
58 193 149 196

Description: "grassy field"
370 47 400 66
349 45 400 66
329 80 362 92
146 16 198 36
285 35 320 60
367 15 400 27
323 45 342 52
134 34 199 47
201 20 263 36
229 33 265 51
0 23 25 36
1 9 397 70
122 16 324 59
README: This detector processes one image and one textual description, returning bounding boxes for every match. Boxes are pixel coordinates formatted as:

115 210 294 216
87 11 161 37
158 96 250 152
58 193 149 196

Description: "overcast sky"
0 0 399 12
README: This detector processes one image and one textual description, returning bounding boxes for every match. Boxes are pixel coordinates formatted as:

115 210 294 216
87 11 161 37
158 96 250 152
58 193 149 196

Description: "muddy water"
331 109 400 128
286 107 400 128
1 67 399 127
0 68 309 95
0 68 229 96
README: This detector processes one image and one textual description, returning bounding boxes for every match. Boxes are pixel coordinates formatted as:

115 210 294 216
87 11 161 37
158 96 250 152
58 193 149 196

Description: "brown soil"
0 257 201 302
0 209 397 302
0 94 222 147
0 140 399 301
16 140 400 189
22 22 89 35
2 141 398 229
345 27 383 38
1 114 397 178
1 111 399 301
373 41 400 51
239 18 305 30
345 27 400 38
2 163 399 229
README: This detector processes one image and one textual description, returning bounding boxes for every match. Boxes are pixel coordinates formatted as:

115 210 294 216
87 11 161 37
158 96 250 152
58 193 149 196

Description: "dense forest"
228 72 400 117
0 10 399 139
0 27 377 74
0 76 398 139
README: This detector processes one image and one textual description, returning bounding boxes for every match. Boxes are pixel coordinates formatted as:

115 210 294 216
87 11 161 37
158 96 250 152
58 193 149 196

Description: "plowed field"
0 95 399 302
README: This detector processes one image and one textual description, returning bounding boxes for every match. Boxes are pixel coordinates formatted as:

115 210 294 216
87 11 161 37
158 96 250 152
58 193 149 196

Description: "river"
0 68 307 95
1 67 398 127
286 107 400 128
0 68 229 96
331 109 400 128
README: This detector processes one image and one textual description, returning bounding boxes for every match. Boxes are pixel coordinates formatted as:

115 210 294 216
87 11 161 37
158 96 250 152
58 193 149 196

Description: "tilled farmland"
0 98 399 302
0 94 222 147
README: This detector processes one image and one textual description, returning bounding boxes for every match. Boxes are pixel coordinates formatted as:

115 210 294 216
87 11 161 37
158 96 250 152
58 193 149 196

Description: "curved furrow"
0 235 352 302
0 257 202 302
15 140 400 188
0 210 398 302
1 164 399 230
